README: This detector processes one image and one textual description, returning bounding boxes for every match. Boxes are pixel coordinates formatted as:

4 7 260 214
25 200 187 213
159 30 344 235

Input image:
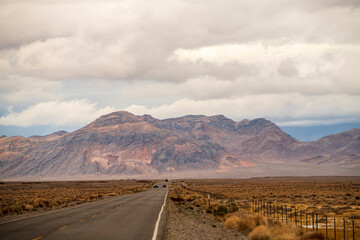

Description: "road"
0 183 168 240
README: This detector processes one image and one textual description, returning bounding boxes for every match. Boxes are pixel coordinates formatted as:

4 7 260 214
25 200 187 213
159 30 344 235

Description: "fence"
243 200 359 240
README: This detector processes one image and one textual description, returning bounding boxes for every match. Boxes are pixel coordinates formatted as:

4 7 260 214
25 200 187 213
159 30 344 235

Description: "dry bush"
224 215 240 230
237 216 256 234
224 210 269 235
270 224 298 240
33 198 50 208
254 214 268 226
249 225 271 240
299 232 325 240
22 203 34 211
89 194 98 199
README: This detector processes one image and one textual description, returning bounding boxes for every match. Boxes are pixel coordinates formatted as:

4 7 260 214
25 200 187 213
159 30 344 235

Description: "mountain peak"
90 111 141 127
236 118 277 135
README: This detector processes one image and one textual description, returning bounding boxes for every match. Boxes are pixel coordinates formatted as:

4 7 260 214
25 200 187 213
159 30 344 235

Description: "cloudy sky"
0 0 359 141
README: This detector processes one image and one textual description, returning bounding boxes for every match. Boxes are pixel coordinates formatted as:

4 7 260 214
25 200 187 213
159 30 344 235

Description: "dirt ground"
166 199 247 240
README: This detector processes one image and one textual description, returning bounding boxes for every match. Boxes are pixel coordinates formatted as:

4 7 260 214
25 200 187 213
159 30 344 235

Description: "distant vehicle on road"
165 179 168 182
163 185 166 188
153 184 159 188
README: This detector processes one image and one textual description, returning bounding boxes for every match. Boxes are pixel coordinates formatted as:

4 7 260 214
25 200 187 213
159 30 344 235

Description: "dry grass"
249 225 271 240
0 180 154 217
179 177 360 222
169 177 360 240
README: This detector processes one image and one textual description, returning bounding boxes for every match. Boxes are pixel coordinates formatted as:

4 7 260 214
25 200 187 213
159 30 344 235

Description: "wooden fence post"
353 220 355 240
343 218 345 240
289 208 292 222
312 212 315 231
326 216 328 239
334 218 336 240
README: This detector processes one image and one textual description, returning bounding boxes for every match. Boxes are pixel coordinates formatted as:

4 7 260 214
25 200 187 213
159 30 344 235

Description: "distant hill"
0 111 359 179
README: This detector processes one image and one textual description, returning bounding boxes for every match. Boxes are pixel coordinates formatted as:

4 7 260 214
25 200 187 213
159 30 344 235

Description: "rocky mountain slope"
0 111 359 178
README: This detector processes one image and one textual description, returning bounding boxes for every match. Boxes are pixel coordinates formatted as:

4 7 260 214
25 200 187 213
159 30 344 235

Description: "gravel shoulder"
165 199 247 240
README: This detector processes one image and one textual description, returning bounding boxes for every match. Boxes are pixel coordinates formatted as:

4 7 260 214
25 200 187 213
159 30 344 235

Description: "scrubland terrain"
167 177 360 240
0 180 154 222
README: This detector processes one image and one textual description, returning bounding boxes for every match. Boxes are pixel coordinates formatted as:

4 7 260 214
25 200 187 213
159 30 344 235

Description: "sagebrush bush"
254 214 268 226
214 205 228 216
249 225 271 240
22 203 34 211
237 216 256 234
33 198 50 208
270 224 298 240
224 215 240 230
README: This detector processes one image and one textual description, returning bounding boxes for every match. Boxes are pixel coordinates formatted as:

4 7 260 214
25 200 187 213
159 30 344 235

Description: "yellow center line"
79 219 85 222
32 237 43 240
102 211 105 213
59 226 67 230
92 214 96 217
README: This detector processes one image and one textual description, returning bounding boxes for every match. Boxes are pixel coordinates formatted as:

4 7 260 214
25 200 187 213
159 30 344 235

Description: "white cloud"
0 0 359 129
171 42 359 81
0 99 115 127
124 94 360 125
0 1 359 82
0 76 61 103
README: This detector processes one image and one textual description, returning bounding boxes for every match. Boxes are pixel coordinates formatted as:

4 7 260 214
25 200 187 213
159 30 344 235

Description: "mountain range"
0 111 359 179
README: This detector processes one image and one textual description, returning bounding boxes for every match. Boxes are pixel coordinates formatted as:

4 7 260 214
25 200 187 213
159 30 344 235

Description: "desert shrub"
270 224 298 240
237 216 256 235
22 203 34 211
89 194 98 199
224 215 240 230
10 205 22 214
254 214 268 226
228 203 238 213
249 225 271 240
2 208 9 215
33 198 50 208
169 194 185 202
214 205 228 216
300 231 325 240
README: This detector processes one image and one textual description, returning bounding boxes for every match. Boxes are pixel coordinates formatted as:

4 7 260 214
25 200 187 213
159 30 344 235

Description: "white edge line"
152 189 168 240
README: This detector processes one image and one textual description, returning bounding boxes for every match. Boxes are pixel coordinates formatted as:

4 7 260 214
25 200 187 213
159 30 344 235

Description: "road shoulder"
165 200 247 240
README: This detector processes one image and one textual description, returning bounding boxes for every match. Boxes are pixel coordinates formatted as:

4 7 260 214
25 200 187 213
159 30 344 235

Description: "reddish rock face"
0 111 359 178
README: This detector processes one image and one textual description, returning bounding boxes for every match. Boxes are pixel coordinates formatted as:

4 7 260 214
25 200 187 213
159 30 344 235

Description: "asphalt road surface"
0 183 168 240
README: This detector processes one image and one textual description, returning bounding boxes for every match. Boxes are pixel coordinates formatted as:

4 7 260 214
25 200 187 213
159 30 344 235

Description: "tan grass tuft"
249 225 271 240
270 224 298 240
253 214 268 226
22 203 34 211
224 215 240 230
33 198 50 208
237 216 256 235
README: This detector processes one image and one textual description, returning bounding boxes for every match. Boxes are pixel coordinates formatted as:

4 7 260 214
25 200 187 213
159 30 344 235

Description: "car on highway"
163 185 166 188
153 184 159 188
